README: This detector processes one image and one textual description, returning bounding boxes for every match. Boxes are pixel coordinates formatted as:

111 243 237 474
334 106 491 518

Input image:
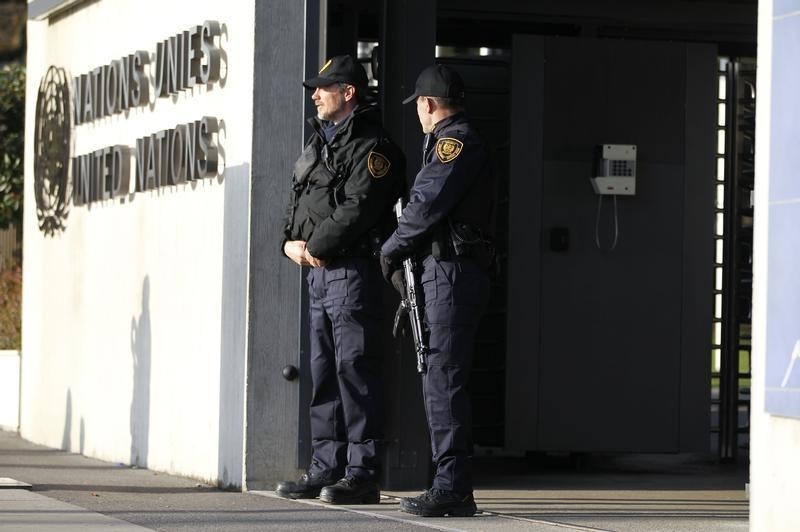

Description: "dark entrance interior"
315 0 757 489
506 34 715 454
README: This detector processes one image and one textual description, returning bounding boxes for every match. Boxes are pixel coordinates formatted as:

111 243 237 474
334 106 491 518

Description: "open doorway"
312 1 756 490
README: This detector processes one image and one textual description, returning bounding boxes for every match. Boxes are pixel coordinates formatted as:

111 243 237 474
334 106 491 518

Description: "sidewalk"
0 430 748 531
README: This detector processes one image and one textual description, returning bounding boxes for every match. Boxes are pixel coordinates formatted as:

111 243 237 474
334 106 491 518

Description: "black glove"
380 254 395 282
390 269 406 296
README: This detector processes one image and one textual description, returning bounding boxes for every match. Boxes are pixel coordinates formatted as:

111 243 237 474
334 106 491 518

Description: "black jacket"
283 104 405 260
381 112 494 261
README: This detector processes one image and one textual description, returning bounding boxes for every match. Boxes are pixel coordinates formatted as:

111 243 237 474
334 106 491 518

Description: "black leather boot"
399 488 477 517
319 476 380 504
275 470 337 499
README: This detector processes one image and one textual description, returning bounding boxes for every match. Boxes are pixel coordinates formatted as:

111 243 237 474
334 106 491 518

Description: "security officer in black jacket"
380 65 494 517
276 55 404 505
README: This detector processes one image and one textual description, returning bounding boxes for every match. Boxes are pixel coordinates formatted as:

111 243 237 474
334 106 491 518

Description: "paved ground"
0 430 749 531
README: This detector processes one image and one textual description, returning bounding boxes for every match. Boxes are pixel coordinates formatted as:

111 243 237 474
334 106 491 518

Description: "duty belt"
338 229 383 259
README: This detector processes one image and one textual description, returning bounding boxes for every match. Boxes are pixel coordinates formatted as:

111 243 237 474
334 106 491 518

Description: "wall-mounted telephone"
590 144 636 196
591 144 637 250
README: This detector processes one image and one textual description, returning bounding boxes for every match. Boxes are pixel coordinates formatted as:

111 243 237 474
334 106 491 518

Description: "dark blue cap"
402 64 465 104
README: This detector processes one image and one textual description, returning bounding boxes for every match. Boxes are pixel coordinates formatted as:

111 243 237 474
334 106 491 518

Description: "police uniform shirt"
381 112 491 261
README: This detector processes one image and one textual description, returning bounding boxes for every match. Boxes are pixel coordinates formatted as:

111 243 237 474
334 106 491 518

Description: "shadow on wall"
60 386 86 455
61 389 71 450
130 277 151 468
218 163 249 489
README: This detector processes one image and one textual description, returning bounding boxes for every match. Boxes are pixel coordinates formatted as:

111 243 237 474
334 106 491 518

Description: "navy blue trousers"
306 257 383 480
420 255 490 494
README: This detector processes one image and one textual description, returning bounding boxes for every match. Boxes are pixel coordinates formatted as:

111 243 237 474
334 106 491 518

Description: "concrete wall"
751 1 800 530
0 350 20 430
22 0 254 486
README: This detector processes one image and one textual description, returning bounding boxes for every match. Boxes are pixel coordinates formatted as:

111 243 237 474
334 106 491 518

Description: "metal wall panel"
245 0 318 490
506 34 545 452
507 36 715 453
379 0 437 490
681 43 717 451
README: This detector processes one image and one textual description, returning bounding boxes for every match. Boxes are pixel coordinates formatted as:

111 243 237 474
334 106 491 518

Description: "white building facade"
750 0 800 529
23 0 256 487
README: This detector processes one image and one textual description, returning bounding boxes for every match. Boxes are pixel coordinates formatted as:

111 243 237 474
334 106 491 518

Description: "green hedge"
0 63 25 231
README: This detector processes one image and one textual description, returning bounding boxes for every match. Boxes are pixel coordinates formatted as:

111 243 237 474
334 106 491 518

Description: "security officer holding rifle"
380 64 494 518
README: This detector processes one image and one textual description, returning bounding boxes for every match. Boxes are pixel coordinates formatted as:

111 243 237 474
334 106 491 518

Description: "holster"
441 220 495 270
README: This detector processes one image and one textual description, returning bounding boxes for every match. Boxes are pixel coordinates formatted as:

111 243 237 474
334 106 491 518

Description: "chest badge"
436 138 463 163
368 151 391 178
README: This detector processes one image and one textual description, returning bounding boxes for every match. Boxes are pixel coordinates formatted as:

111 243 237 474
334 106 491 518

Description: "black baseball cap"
402 64 465 104
303 55 368 89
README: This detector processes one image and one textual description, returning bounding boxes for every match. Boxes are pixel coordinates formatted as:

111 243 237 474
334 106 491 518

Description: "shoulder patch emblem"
435 138 463 163
367 151 391 178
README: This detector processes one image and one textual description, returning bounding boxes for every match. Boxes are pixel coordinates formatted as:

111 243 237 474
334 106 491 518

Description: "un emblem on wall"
33 66 71 235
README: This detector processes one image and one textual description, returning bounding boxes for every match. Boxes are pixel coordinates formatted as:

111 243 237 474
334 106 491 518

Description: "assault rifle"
391 133 436 374
391 196 429 375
